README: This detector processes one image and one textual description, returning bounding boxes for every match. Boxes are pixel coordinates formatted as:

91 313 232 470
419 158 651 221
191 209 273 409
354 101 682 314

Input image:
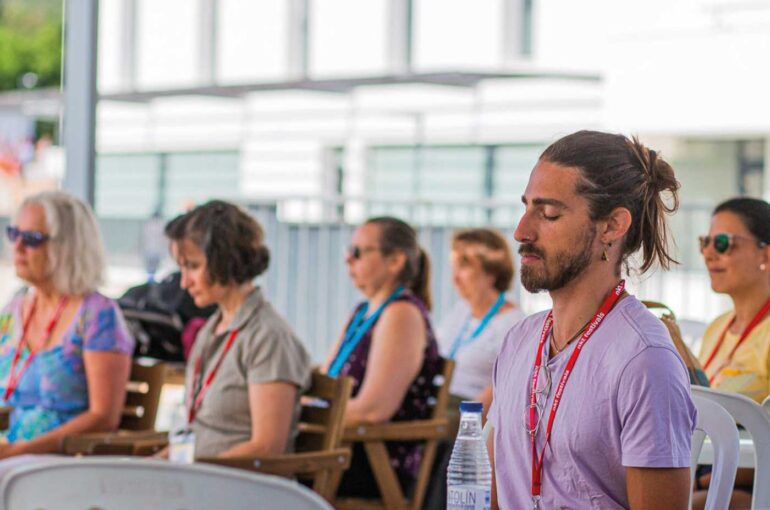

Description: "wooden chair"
120 358 167 430
642 300 709 387
61 359 168 455
332 357 455 510
0 406 11 431
61 429 169 456
199 370 354 502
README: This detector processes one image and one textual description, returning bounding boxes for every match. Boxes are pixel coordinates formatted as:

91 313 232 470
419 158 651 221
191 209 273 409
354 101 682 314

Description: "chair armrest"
0 406 11 431
62 430 168 455
198 448 351 476
91 437 169 456
342 418 450 442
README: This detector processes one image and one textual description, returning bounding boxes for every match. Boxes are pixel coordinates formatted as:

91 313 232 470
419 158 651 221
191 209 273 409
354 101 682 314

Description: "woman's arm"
1 351 131 457
343 301 426 425
216 381 298 458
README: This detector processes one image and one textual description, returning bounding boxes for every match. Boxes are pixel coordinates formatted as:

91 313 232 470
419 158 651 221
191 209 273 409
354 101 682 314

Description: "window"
136 0 201 89
96 151 239 219
413 0 503 70
218 0 290 83
309 0 388 76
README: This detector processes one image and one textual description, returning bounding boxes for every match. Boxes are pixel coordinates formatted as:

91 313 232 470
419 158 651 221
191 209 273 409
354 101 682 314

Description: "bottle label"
447 485 491 510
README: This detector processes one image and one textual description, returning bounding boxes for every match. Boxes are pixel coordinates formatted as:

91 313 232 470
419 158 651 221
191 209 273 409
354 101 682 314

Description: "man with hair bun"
487 131 696 509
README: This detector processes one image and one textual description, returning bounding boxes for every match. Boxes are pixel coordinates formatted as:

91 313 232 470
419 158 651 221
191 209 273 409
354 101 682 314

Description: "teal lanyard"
328 286 405 376
448 292 505 359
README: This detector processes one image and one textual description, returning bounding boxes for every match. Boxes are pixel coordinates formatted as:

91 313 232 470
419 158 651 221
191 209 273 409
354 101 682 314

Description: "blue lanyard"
448 292 505 359
328 286 405 376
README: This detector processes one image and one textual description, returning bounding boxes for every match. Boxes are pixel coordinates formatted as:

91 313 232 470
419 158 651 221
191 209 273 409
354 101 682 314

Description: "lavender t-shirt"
488 296 696 509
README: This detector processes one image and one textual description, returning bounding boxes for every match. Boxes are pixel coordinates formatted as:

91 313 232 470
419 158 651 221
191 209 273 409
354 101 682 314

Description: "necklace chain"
549 319 591 354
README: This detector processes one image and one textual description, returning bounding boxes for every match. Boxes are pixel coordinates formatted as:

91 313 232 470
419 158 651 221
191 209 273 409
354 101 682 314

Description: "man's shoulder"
613 296 673 350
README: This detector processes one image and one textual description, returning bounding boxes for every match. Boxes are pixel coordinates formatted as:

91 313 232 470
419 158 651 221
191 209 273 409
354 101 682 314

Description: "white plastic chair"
0 457 333 510
762 395 770 416
692 386 770 510
690 394 740 510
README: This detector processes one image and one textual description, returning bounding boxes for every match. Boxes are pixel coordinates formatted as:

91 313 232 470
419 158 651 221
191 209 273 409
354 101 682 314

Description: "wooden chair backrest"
119 360 166 431
411 357 454 508
430 357 455 420
296 370 353 454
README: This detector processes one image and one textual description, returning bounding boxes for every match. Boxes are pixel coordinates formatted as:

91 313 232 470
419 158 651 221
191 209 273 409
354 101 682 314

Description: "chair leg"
410 440 438 510
313 469 333 502
363 441 407 510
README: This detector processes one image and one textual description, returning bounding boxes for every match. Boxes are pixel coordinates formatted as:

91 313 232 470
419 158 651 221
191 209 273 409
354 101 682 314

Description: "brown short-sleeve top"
185 287 311 457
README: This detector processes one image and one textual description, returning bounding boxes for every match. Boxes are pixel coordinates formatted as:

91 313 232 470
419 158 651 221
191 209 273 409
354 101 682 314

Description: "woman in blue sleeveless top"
324 216 440 499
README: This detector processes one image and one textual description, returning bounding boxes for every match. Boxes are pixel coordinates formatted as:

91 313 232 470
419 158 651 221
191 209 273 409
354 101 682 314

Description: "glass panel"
95 154 160 219
413 0 503 70
492 145 542 226
309 0 388 76
136 0 200 88
164 152 240 216
367 146 487 225
97 0 124 92
218 0 290 83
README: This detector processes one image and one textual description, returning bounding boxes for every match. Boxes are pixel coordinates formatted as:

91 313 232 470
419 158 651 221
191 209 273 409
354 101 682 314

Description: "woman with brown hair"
438 228 524 418
692 197 770 510
323 216 440 499
699 197 770 402
166 200 311 459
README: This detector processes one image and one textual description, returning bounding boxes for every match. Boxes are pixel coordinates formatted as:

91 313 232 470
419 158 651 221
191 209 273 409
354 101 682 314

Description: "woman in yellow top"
699 197 770 403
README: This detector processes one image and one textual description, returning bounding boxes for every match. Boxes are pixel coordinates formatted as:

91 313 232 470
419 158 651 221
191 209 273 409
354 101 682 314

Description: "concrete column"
386 0 412 74
62 0 99 206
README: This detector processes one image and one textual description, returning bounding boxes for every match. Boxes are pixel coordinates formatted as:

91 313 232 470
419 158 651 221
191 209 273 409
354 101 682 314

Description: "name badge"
169 429 196 464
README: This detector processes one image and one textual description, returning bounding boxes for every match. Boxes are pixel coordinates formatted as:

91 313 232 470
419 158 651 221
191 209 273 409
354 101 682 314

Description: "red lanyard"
187 328 239 424
3 295 68 401
702 296 770 384
529 281 625 500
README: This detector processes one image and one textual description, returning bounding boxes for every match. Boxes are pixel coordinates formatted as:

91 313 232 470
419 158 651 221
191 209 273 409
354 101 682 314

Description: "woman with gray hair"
0 191 134 457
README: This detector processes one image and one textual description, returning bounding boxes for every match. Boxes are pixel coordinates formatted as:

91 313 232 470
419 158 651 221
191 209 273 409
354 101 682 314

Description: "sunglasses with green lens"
699 233 767 254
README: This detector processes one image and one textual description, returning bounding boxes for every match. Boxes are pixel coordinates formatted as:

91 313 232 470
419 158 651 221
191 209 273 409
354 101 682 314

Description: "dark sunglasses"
698 233 766 254
6 225 51 248
347 245 380 260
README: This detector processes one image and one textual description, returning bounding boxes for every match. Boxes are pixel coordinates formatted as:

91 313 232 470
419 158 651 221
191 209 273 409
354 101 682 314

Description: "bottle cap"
459 401 483 413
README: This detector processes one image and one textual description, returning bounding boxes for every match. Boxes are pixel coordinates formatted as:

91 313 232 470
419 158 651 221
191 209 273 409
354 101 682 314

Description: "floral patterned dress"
0 290 134 442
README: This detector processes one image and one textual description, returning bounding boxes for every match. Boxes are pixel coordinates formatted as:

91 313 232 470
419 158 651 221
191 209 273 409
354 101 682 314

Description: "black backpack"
118 272 216 361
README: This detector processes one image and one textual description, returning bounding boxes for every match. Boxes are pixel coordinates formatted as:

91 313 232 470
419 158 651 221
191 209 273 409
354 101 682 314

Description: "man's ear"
601 207 632 244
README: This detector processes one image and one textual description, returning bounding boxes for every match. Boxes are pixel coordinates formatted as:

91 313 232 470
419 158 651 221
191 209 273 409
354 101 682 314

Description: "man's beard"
519 229 595 293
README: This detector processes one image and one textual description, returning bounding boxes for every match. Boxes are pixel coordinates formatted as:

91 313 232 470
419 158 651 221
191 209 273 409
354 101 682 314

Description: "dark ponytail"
540 130 680 274
411 248 432 310
366 217 432 310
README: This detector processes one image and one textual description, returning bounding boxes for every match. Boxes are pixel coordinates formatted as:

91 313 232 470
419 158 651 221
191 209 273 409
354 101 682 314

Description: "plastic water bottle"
447 401 491 510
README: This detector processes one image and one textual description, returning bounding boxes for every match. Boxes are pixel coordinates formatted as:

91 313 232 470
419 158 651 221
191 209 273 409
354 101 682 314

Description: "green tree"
0 0 62 91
